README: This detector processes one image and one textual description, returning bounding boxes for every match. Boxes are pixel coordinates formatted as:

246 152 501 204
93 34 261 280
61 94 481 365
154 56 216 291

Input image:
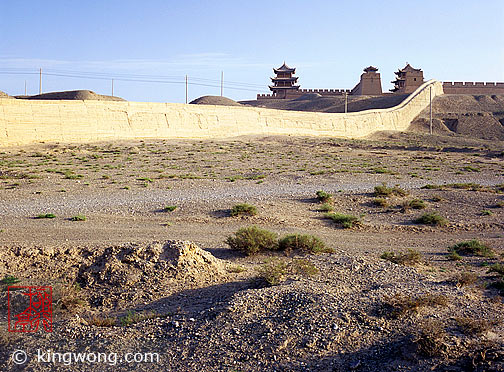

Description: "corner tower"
391 63 424 93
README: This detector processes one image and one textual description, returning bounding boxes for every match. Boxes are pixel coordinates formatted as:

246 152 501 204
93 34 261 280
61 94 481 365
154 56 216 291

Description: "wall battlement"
257 88 351 100
1 80 443 147
443 81 504 94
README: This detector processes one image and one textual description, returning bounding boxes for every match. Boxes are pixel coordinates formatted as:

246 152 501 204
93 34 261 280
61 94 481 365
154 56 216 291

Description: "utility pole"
220 71 223 97
185 75 188 104
24 80 27 96
344 91 348 113
429 86 433 135
111 79 114 96
39 68 42 94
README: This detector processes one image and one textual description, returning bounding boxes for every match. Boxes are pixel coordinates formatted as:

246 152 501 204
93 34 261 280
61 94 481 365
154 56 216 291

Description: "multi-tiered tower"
269 62 300 98
391 63 424 93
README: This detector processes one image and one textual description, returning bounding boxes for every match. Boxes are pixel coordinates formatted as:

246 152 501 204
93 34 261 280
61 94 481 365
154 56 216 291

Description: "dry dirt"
13 90 125 101
0 133 503 371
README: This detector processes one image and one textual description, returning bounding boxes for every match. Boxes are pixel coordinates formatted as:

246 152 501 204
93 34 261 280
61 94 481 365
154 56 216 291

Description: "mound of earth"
0 90 13 99
79 240 224 288
15 89 126 101
190 95 241 106
240 94 409 113
410 94 504 140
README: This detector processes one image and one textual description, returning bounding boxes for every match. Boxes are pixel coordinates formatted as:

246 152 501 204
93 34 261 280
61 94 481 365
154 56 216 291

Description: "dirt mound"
190 95 241 106
16 90 126 101
240 94 409 113
79 240 224 287
410 94 504 140
0 90 13 99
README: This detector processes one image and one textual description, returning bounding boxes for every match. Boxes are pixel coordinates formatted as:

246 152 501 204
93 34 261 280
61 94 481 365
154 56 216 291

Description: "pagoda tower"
269 62 300 98
390 63 424 93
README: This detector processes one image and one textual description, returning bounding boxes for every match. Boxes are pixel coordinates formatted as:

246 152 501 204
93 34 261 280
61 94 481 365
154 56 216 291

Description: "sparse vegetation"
415 212 448 226
373 183 408 197
324 212 360 228
412 319 447 357
278 234 333 254
225 226 278 255
381 293 448 319
455 272 478 287
0 275 21 286
257 260 289 286
455 317 493 336
449 240 494 258
163 205 177 212
380 249 423 265
70 214 86 221
35 213 56 219
315 190 333 203
230 203 257 217
404 199 426 210
318 203 334 212
487 263 504 276
372 197 389 207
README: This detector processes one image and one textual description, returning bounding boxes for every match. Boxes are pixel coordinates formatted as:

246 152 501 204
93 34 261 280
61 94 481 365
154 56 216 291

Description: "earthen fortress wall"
0 80 443 147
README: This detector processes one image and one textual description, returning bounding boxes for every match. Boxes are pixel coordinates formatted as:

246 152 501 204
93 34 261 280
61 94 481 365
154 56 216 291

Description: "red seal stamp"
8 286 53 332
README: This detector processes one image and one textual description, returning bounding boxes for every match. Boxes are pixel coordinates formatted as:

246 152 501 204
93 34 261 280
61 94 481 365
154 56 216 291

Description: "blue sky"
1 0 503 102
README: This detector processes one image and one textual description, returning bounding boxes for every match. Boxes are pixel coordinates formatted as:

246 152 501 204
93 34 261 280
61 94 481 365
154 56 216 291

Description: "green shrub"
415 212 448 226
316 190 333 203
380 249 422 265
374 183 408 197
449 240 494 257
35 213 56 219
291 259 319 276
319 203 334 212
488 264 504 276
225 226 278 255
230 203 257 217
408 199 426 209
324 212 360 228
278 234 333 254
372 197 389 207
480 209 493 216
0 276 21 285
447 250 462 261
257 260 289 286
70 215 86 221
163 205 177 212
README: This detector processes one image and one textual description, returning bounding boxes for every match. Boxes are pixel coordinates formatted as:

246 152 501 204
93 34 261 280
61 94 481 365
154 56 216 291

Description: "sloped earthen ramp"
0 80 443 146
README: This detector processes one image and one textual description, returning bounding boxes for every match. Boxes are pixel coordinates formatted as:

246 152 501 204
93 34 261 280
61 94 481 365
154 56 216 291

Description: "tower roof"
398 63 422 73
363 66 378 73
273 62 296 74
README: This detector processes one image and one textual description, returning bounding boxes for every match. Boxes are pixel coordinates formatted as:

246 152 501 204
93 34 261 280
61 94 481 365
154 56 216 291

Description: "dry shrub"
455 317 493 336
380 249 423 265
225 226 278 255
455 272 478 287
381 293 448 318
412 319 448 357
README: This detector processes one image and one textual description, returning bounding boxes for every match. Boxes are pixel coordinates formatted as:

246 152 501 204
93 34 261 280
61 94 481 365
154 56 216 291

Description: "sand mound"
0 90 13 99
190 95 241 106
79 240 224 287
410 94 504 140
17 90 126 101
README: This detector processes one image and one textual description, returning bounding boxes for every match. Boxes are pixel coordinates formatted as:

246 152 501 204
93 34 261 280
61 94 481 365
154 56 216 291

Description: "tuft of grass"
324 212 360 229
0 275 21 285
415 212 448 226
316 190 333 203
278 234 334 254
380 249 422 265
225 226 278 255
54 283 87 312
119 310 157 326
372 197 389 207
447 250 462 261
480 209 493 216
449 240 494 258
487 264 504 276
403 199 426 210
230 203 257 217
35 213 56 219
227 265 247 273
455 317 493 336
374 183 408 197
455 272 478 287
291 258 319 276
88 315 117 327
412 319 447 357
319 203 334 212
257 260 289 286
381 293 448 319
70 215 86 221
163 205 177 212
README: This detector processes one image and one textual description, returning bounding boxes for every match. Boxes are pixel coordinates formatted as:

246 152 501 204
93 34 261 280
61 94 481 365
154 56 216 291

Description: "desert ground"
0 94 504 371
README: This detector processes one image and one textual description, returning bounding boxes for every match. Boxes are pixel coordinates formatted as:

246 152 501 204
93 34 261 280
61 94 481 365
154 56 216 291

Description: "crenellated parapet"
443 81 504 94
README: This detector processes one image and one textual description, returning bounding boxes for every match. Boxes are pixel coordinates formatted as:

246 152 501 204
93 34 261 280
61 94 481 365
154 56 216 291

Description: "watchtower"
269 62 300 98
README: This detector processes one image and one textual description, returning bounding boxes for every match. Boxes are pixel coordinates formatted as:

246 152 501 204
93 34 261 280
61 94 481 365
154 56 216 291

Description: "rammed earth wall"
0 80 443 147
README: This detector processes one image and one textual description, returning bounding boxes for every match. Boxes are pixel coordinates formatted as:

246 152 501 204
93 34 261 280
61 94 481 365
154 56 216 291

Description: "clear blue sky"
1 0 503 102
